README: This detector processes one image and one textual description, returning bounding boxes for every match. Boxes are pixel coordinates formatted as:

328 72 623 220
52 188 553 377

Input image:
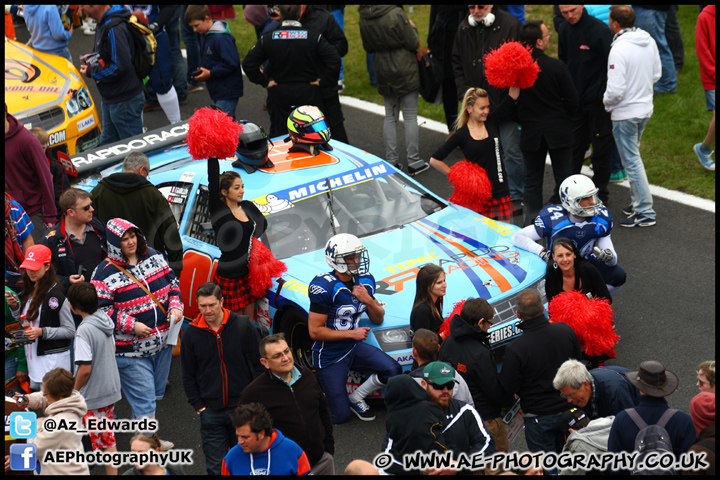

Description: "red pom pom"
438 300 465 339
547 291 619 357
248 237 287 299
185 107 242 160
484 41 540 89
447 160 493 213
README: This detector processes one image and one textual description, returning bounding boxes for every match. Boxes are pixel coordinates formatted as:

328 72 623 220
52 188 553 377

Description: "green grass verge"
224 5 715 200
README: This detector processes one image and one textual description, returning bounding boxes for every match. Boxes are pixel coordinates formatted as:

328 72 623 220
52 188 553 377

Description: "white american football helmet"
559 175 602 217
325 234 369 275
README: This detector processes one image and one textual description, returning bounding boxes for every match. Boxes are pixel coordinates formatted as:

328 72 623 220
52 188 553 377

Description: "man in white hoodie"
604 5 661 228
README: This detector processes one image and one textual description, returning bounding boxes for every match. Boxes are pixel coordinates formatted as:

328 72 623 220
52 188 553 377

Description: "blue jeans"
523 412 566 474
611 144 623 174
115 345 173 418
100 90 144 145
634 7 677 93
613 117 655 219
198 407 236 475
213 98 239 121
315 342 402 424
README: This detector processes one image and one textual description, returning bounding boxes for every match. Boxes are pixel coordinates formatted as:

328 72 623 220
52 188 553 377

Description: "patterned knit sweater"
91 218 183 357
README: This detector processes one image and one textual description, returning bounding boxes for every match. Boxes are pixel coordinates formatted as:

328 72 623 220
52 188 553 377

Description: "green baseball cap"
422 361 458 386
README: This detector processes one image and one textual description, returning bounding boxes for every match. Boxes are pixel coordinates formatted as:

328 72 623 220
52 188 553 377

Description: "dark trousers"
199 406 236 475
570 102 614 202
522 140 573 226
271 83 323 138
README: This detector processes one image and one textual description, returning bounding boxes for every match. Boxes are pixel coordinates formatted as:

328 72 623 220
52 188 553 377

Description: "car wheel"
280 309 314 370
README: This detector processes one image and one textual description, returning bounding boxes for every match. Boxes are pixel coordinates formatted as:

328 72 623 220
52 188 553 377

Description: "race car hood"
280 205 540 324
5 38 80 117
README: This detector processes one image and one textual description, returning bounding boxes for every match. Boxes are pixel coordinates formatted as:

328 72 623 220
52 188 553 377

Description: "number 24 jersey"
534 204 613 260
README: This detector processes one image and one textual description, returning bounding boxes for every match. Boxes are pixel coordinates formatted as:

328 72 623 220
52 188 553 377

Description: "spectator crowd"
5 4 715 476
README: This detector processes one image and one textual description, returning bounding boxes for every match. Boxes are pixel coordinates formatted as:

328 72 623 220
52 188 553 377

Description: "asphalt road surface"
13 21 715 475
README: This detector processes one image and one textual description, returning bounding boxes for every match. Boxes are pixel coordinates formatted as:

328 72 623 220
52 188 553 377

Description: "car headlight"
66 87 91 118
372 326 413 352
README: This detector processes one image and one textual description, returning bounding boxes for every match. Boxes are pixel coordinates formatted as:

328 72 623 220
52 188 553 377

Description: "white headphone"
468 12 495 27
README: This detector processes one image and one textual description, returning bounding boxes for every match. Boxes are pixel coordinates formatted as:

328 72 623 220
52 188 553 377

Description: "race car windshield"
262 172 446 259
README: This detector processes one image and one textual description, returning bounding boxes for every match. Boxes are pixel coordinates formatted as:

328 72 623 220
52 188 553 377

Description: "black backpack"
103 14 156 79
626 408 678 475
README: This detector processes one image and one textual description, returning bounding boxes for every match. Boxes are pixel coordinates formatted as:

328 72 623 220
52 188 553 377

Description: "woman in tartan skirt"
207 157 267 321
429 86 520 221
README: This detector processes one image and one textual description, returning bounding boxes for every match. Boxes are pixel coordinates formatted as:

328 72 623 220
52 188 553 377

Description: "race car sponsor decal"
254 194 293 214
48 130 67 146
72 123 190 171
489 320 522 345
5 58 41 83
281 162 392 203
77 114 95 132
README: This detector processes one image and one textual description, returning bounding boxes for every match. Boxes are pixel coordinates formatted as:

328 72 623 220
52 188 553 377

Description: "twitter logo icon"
9 412 37 439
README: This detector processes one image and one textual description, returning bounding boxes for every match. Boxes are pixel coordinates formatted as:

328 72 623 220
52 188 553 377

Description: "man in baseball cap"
607 360 697 474
421 361 495 474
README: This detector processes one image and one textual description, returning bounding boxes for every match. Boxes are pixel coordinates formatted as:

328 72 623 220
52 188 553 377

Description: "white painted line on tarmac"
340 95 715 214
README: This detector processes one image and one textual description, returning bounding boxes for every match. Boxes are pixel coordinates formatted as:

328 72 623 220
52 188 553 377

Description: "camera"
81 52 105 68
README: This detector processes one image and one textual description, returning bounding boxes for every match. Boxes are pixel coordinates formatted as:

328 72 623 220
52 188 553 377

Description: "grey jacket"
75 310 122 410
560 415 615 475
358 5 420 97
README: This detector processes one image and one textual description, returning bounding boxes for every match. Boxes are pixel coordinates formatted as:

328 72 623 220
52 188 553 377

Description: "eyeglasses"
72 203 93 211
426 381 453 391
265 347 292 361
481 318 493 325
560 389 580 400
697 379 708 386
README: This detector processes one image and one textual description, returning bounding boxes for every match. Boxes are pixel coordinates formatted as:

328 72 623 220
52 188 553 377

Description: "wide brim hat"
625 360 679 397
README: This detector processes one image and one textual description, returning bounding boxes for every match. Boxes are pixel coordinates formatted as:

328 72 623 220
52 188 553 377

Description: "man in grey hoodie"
67 282 122 475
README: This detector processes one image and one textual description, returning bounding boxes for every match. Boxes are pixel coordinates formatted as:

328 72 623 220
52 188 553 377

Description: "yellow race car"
5 37 101 160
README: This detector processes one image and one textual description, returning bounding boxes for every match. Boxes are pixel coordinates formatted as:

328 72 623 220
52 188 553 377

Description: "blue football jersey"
309 271 376 368
534 204 613 260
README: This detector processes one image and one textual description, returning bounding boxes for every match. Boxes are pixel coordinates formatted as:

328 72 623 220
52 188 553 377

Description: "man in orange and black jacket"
180 282 263 476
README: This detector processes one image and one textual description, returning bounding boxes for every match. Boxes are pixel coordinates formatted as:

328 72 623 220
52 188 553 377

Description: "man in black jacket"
557 5 615 203
439 298 513 453
420 361 495 474
298 5 349 143
41 188 106 291
180 282 264 475
242 4 341 138
499 289 581 469
238 333 335 475
381 374 447 475
517 20 579 226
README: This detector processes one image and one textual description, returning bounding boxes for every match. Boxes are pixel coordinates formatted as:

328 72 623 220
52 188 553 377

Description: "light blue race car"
73 122 547 395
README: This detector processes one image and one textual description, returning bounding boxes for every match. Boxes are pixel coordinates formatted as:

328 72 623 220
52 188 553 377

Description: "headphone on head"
468 12 495 27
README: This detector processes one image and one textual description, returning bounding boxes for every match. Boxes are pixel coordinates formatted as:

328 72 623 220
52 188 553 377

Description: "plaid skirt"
213 272 255 311
481 195 515 222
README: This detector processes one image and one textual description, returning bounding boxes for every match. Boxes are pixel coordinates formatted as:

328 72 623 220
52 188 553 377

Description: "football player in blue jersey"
511 175 626 296
308 234 402 423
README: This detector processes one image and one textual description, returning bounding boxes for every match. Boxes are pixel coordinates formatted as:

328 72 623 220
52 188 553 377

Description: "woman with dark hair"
544 237 611 303
12 244 75 391
207 157 267 322
91 218 182 449
410 264 447 338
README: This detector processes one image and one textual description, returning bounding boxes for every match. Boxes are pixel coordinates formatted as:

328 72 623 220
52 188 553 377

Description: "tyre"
279 309 314 369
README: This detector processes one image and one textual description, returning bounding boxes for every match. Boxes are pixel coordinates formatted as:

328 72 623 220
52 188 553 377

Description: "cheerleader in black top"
429 86 520 221
208 158 267 320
